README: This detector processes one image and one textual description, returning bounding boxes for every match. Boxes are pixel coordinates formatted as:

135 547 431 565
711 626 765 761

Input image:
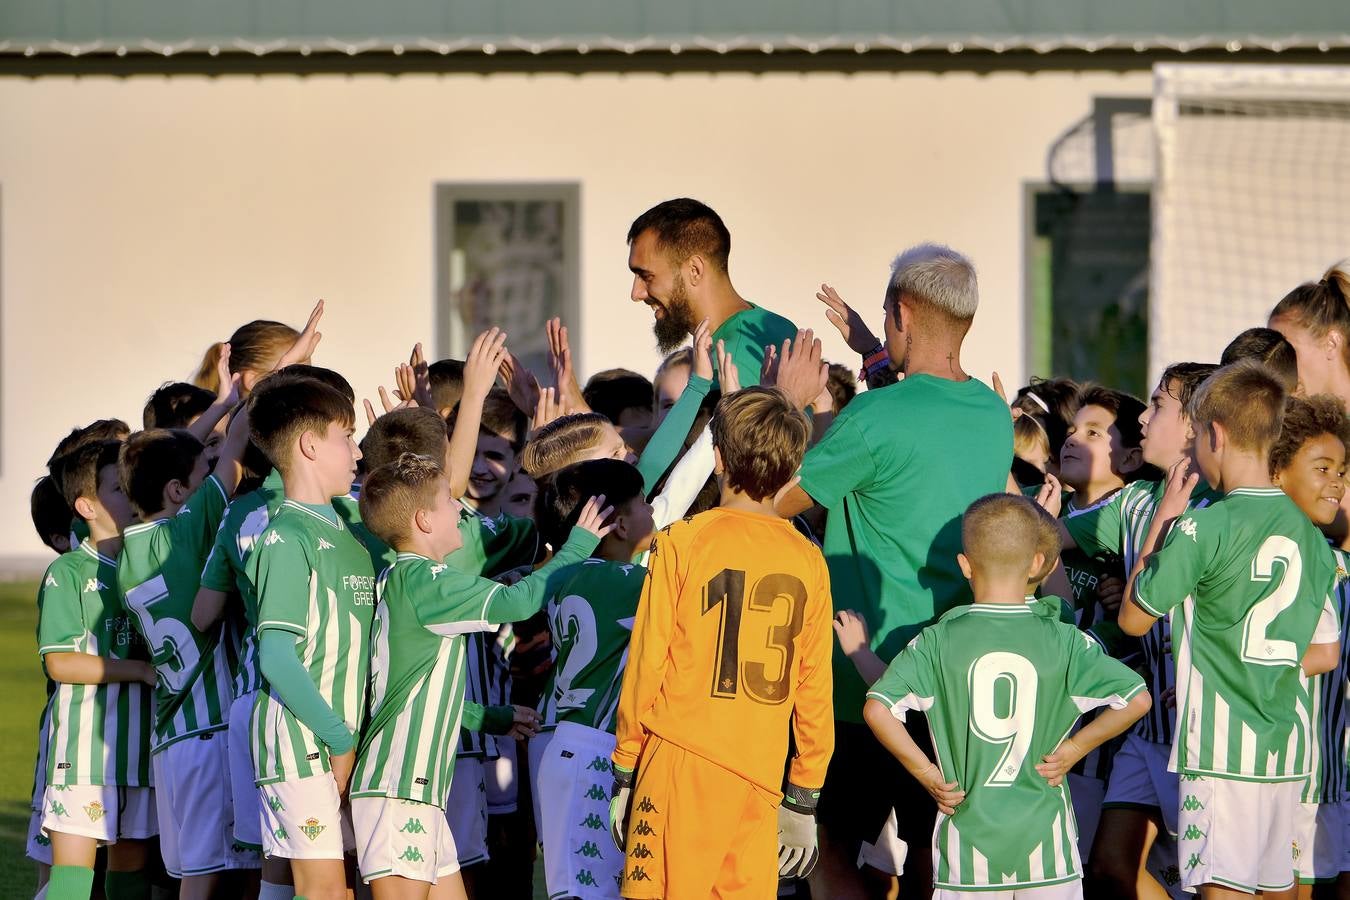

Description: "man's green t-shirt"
799 374 1013 721
712 303 797 388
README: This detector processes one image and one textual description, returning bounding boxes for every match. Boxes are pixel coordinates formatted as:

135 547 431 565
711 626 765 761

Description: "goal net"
1151 63 1350 385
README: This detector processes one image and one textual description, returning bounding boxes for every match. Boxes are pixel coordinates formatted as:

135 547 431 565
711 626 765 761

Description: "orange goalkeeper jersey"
612 507 834 796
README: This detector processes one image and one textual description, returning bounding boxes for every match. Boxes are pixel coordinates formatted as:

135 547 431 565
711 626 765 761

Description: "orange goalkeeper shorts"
620 734 778 900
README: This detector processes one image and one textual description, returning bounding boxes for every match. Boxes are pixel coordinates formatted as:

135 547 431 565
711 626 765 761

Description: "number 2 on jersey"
703 569 807 705
1243 535 1302 666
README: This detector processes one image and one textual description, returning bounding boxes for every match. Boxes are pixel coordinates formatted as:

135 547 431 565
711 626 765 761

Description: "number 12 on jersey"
703 568 807 706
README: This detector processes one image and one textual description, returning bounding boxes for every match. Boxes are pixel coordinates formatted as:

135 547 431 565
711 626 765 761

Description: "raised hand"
531 387 569 434
463 328 509 404
775 329 829 411
574 494 616 540
1035 472 1064 519
274 300 324 371
1159 456 1200 522
213 343 242 406
717 339 741 393
816 283 880 356
499 350 542 416
832 609 871 657
393 344 434 409
692 318 713 382
992 372 1024 421
547 317 588 412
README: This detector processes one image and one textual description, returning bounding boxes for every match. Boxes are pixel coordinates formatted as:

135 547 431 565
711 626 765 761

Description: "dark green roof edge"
3 0 1348 57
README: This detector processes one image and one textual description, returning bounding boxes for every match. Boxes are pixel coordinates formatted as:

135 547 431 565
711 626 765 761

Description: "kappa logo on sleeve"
264 531 285 546
317 538 336 551
83 578 108 593
1175 517 1198 541
45 574 59 588
430 564 447 580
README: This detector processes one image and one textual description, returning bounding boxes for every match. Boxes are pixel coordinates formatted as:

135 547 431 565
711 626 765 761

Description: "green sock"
104 869 150 900
47 865 95 900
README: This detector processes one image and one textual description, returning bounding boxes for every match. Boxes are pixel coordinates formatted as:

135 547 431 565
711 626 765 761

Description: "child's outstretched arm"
188 343 242 443
833 609 886 686
446 328 509 498
635 318 715 491
210 401 253 496
1121 457 1199 636
863 698 965 815
44 652 156 686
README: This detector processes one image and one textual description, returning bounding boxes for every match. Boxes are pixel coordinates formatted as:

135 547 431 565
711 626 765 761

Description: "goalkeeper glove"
777 783 822 879
609 764 634 851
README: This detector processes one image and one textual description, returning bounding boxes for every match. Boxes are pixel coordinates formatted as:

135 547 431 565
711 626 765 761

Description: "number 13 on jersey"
703 568 807 705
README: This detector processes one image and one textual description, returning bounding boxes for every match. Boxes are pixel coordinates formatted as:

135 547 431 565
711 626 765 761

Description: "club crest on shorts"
299 817 326 841
83 801 106 822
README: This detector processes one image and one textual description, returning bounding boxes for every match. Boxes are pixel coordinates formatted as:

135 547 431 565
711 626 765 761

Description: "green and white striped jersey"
119 476 236 753
1066 478 1220 745
39 541 154 787
868 601 1144 891
248 500 377 784
1135 488 1340 782
870 601 1143 889
1301 549 1350 804
450 508 541 759
199 469 285 698
351 528 598 807
539 558 644 735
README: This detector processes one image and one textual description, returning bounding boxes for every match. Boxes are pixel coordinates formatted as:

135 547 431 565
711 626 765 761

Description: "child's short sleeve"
174 475 231 563
1132 507 1220 618
865 628 940 721
1063 626 1147 712
798 414 878 510
1312 594 1341 645
199 519 236 594
252 527 312 639
37 561 83 656
1064 494 1124 558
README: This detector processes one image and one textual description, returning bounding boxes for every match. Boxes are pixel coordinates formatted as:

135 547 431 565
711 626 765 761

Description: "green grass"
0 581 44 899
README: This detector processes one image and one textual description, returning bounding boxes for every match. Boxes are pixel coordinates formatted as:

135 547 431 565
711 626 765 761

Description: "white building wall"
0 67 1150 564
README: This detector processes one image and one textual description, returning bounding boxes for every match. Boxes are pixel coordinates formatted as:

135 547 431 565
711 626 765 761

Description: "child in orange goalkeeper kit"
609 385 835 899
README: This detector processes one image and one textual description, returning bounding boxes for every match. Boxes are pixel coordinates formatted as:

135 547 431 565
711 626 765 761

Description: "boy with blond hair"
610 386 834 898
348 452 610 898
1121 360 1343 898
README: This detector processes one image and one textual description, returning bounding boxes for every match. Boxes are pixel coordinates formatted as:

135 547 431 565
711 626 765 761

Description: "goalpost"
1150 63 1350 384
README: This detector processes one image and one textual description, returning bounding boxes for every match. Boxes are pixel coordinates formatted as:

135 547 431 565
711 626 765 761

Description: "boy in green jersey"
1057 362 1217 900
1265 396 1350 893
192 365 357 900
117 398 256 888
865 493 1151 899
244 376 372 898
349 452 611 898
39 439 159 900
528 459 654 900
1121 361 1343 898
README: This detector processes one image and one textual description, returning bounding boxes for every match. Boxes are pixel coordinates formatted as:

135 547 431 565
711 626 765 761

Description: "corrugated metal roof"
2 0 1348 58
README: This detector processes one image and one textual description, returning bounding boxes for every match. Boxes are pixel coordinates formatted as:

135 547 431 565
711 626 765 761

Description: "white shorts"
1177 775 1298 894
154 731 259 876
352 796 460 884
27 807 52 864
485 735 519 815
1103 734 1180 835
857 807 907 876
445 757 489 867
1295 798 1350 882
933 880 1082 900
527 729 555 840
535 722 622 900
41 784 157 843
1067 774 1105 863
258 773 356 861
229 691 263 850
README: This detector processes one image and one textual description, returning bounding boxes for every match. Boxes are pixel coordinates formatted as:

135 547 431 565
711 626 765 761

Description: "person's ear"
1118 445 1143 475
413 507 433 536
957 552 973 580
299 430 320 462
1210 421 1227 454
1326 329 1343 361
713 446 725 476
73 496 98 523
610 512 630 541
687 253 705 288
1027 551 1047 583
165 479 189 506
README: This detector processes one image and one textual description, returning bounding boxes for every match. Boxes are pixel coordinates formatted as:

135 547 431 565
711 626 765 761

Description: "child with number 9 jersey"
609 386 835 899
349 452 611 898
1121 361 1342 898
529 459 655 900
865 493 1151 900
